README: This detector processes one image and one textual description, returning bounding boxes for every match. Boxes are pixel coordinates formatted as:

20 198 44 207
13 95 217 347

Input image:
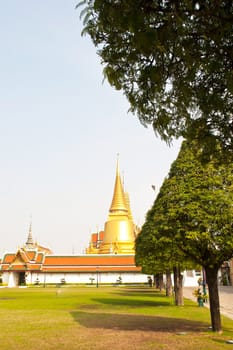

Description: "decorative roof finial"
25 215 34 247
116 153 120 175
109 155 128 214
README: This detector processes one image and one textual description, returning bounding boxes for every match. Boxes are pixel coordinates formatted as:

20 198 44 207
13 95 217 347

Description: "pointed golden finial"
109 155 128 214
116 153 120 174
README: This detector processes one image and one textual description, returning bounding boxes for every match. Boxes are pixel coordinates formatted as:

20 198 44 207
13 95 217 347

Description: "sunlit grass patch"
0 286 232 350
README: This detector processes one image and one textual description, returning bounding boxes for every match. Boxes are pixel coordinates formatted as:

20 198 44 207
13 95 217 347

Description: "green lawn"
0 286 233 350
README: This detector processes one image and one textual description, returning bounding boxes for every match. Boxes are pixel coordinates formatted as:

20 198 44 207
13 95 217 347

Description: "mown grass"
0 286 232 350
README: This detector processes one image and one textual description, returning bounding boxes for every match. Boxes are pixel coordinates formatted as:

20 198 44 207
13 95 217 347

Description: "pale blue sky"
0 1 181 256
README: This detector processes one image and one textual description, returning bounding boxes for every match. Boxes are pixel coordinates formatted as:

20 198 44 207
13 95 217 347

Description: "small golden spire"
109 156 128 214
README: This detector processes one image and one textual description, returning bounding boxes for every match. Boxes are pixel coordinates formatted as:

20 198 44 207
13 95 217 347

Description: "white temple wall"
27 271 149 285
27 270 199 286
2 269 202 287
3 271 18 287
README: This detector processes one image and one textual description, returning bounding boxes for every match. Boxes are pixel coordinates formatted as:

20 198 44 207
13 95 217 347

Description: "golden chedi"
86 159 139 254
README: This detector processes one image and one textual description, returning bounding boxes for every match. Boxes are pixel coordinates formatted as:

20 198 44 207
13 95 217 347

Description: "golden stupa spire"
86 156 136 255
109 155 128 215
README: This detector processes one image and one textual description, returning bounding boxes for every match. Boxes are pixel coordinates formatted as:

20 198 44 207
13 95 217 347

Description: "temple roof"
1 254 141 273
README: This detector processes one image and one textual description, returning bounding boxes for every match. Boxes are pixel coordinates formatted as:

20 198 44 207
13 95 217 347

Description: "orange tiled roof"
2 254 15 264
42 266 141 272
1 252 140 273
44 255 136 266
91 233 98 243
25 251 37 261
3 263 42 271
1 249 45 272
36 252 44 264
41 255 140 272
99 231 104 240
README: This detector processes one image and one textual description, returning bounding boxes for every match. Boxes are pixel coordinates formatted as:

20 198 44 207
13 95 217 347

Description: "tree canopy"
77 0 233 158
135 196 195 274
135 139 233 332
137 140 233 268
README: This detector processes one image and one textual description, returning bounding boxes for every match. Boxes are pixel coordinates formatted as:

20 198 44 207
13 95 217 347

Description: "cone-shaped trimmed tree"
136 180 196 306
136 140 233 332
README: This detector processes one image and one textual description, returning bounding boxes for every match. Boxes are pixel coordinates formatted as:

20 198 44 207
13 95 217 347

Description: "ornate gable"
11 250 29 265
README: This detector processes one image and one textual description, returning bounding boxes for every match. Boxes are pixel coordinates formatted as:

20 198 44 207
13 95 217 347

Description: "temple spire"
86 156 137 255
25 220 35 248
109 156 128 214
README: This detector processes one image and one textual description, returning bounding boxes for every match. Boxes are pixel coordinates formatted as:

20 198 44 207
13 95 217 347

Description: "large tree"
77 0 233 158
136 140 233 333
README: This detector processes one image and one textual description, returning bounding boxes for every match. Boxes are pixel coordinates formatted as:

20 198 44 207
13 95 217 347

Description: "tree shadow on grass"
111 289 168 299
109 290 202 312
71 310 209 333
90 297 170 308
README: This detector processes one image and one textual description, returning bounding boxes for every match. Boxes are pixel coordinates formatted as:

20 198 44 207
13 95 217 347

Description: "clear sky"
0 1 181 257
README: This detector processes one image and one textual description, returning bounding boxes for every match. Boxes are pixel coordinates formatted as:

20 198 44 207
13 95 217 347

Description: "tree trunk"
153 274 156 288
173 266 183 306
205 266 222 333
165 270 173 297
158 273 164 291
154 273 163 290
154 273 159 289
